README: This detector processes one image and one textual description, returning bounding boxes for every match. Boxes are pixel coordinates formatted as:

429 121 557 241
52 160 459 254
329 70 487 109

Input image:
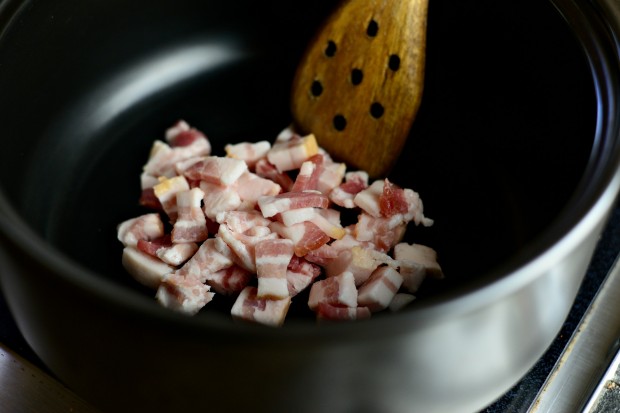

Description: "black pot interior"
0 0 598 317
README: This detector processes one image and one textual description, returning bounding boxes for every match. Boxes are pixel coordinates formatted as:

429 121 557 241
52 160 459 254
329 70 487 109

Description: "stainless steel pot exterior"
0 0 619 412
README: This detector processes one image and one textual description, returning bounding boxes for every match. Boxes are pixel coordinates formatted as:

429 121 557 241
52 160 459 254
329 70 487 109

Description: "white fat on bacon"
231 286 291 327
255 239 295 299
156 273 215 315
225 140 271 168
171 188 209 243
308 271 358 310
266 133 319 172
117 213 164 248
153 175 190 222
122 247 174 289
357 266 404 312
119 120 442 324
394 243 443 293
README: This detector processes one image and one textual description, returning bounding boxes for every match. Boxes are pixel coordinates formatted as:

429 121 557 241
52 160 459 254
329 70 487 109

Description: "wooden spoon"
291 0 428 178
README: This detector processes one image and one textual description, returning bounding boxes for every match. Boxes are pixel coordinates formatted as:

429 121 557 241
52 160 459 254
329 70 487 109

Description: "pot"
0 0 619 412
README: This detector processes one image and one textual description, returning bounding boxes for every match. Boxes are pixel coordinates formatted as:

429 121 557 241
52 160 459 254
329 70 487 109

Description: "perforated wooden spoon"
291 0 428 178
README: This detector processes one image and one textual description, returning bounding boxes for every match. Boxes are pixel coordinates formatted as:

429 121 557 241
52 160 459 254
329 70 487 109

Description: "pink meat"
117 213 165 248
394 243 444 293
316 303 372 321
155 273 214 315
137 234 172 257
291 154 324 192
156 242 199 267
316 159 346 194
166 121 209 148
225 140 271 168
234 171 282 205
329 171 369 208
176 238 235 283
231 286 291 327
153 175 190 222
287 256 321 296
215 210 272 233
379 179 409 217
325 246 381 286
308 271 358 310
218 223 278 272
269 221 331 257
266 133 319 172
177 156 248 186
357 266 404 312
303 243 339 266
139 187 163 211
205 264 252 296
122 247 174 289
255 239 295 299
258 191 329 218
354 213 407 252
200 181 242 220
254 158 294 192
171 188 209 243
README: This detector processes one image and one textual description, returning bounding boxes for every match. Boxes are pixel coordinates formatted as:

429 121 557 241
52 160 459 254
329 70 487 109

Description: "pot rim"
0 0 619 340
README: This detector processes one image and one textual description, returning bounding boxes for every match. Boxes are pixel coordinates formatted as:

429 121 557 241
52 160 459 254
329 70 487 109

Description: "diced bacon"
155 273 214 315
205 264 252 295
330 234 376 253
215 210 272 233
117 213 165 248
153 175 190 222
143 133 211 179
380 179 409 217
200 181 242 220
316 160 346 195
286 256 322 296
231 286 291 327
291 154 324 192
176 238 235 283
303 243 339 266
277 208 316 226
308 271 358 310
140 171 160 190
234 171 281 205
325 246 381 286
255 239 295 299
316 303 372 321
176 156 248 186
267 133 319 172
122 247 174 289
254 159 294 192
225 141 271 168
357 266 403 312
329 171 369 208
171 188 208 243
139 187 163 211
353 180 384 218
165 120 190 141
275 124 298 142
243 226 271 237
355 213 407 252
309 211 346 240
137 234 173 257
218 223 278 272
394 243 443 293
258 191 329 218
156 242 199 266
269 221 330 257
402 188 434 227
389 293 416 312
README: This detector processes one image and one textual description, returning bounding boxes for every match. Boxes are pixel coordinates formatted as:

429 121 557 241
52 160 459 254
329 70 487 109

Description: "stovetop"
1 205 620 413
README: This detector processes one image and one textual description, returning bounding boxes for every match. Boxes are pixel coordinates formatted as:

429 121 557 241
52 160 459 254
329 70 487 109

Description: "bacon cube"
255 239 295 299
316 303 371 321
177 156 248 186
225 140 271 168
269 221 330 257
218 223 278 272
231 286 291 327
153 175 190 222
254 158 294 192
176 238 235 283
156 273 214 315
171 188 209 243
308 271 358 310
325 247 381 286
234 171 282 205
155 242 199 266
215 210 272 233
357 266 403 312
205 264 252 296
122 247 174 289
258 191 329 218
266 133 319 172
394 243 443 293
286 256 322 296
200 181 242 220
117 213 164 248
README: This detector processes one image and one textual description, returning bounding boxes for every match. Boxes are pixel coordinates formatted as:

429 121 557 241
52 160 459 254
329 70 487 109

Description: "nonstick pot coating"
0 0 596 309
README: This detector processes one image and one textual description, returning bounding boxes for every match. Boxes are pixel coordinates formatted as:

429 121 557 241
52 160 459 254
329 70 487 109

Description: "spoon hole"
370 102 384 119
367 20 379 37
311 80 323 97
351 68 363 85
325 40 337 57
388 54 401 71
333 114 347 131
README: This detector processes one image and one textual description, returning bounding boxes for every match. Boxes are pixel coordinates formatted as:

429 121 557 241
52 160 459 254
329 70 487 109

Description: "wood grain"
291 0 428 178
